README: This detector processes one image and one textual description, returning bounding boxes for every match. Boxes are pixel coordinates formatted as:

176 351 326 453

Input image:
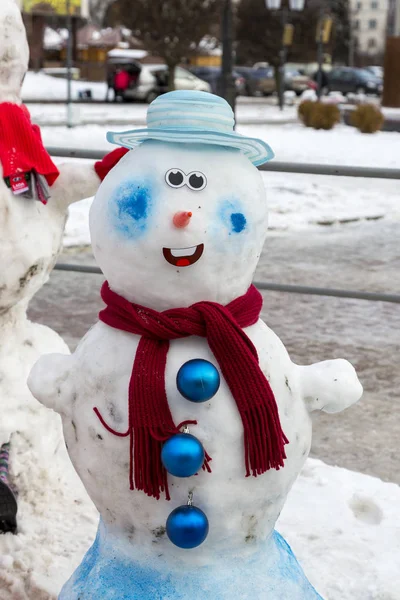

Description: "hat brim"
106 128 274 167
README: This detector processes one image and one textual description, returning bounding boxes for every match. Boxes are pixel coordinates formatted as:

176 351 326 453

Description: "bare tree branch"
105 0 222 87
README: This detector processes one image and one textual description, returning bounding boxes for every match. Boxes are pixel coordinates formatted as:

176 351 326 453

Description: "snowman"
0 0 101 535
28 90 362 599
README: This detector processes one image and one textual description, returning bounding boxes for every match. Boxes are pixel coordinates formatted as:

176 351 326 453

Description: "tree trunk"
28 14 46 72
382 37 400 108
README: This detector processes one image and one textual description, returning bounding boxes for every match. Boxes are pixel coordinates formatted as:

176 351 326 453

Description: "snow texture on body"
29 117 362 599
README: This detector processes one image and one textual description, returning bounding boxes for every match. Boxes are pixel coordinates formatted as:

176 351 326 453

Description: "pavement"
28 218 400 485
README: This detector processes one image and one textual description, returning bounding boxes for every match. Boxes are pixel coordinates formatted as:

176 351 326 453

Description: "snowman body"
29 137 362 599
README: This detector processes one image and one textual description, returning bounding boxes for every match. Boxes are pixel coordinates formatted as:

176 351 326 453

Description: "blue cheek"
110 179 154 239
230 212 247 233
218 200 248 236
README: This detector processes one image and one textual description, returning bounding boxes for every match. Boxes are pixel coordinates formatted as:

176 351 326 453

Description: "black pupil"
168 171 184 186
189 173 204 189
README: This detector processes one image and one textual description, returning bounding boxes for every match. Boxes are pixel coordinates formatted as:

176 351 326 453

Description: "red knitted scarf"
94 281 288 500
0 103 59 185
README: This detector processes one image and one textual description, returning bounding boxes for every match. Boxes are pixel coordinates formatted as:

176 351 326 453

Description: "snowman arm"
298 359 363 413
27 353 74 417
52 162 100 210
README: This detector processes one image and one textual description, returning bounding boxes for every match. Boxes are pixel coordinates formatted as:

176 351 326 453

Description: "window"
357 1 362 8
369 19 377 28
368 37 377 47
354 19 360 30
371 0 378 7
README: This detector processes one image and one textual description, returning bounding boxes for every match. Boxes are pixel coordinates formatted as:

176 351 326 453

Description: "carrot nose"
173 211 192 229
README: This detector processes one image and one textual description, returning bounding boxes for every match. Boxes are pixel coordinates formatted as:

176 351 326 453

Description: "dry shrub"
350 104 384 133
309 103 341 130
298 100 315 127
298 101 341 130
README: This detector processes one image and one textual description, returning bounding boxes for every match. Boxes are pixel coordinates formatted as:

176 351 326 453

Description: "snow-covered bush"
350 104 384 134
309 102 341 130
298 100 316 127
299 100 340 130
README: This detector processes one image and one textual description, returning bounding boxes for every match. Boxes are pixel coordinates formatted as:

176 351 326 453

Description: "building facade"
350 0 389 60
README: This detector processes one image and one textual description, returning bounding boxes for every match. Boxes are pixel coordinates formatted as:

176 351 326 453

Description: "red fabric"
0 103 59 185
94 147 129 181
114 70 130 91
95 282 288 500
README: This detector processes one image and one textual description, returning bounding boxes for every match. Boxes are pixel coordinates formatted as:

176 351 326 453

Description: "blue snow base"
59 523 324 600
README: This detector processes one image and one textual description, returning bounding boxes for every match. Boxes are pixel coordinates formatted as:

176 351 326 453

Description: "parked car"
234 66 275 96
365 65 383 80
327 67 382 96
188 66 246 96
284 68 315 95
106 53 211 102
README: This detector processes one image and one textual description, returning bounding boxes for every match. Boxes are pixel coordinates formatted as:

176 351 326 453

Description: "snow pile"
22 72 107 102
0 455 398 599
279 459 400 599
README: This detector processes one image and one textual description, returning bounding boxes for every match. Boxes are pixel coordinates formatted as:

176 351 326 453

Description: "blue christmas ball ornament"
161 433 205 477
176 359 220 403
166 505 209 549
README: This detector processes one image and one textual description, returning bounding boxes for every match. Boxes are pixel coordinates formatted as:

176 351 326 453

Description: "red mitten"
94 147 129 181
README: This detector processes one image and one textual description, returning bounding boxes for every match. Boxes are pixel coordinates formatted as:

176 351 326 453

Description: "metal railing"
49 146 400 306
46 147 400 180
54 264 400 305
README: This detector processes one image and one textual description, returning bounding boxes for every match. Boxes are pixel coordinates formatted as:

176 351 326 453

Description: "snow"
279 459 400 600
22 72 108 102
107 48 148 59
43 27 64 50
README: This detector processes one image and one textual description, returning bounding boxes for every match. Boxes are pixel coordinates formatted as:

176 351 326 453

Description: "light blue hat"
107 90 274 166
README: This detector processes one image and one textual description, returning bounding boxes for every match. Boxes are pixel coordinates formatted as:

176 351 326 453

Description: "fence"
47 147 400 180
49 147 400 305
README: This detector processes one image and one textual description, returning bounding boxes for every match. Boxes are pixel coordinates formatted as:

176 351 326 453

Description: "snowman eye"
187 172 207 191
165 169 185 188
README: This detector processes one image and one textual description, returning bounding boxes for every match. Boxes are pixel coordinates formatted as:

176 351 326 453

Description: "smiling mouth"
163 244 204 267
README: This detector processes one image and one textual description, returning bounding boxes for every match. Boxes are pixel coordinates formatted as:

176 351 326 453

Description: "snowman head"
90 92 274 310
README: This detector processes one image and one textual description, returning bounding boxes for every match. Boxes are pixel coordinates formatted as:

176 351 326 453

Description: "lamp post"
315 12 332 99
265 0 305 111
348 7 358 67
